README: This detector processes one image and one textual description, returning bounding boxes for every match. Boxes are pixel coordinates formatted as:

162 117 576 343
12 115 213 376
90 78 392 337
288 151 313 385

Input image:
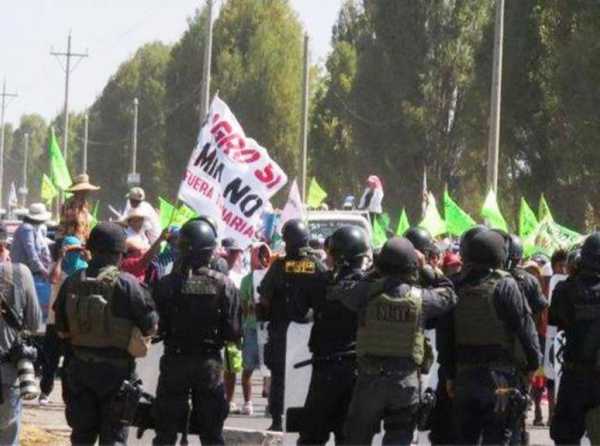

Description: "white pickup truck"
305 209 372 245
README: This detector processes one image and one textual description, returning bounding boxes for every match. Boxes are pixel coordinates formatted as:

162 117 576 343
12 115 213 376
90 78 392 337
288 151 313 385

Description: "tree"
165 0 305 197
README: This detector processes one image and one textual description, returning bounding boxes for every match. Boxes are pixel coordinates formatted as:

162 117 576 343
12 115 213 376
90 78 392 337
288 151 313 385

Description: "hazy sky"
1 0 343 126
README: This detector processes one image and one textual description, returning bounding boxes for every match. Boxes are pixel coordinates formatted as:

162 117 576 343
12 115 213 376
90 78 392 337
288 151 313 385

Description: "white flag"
178 96 288 248
278 178 304 232
8 183 18 208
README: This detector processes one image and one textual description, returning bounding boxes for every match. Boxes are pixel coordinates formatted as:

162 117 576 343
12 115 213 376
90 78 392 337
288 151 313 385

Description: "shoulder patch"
285 259 316 274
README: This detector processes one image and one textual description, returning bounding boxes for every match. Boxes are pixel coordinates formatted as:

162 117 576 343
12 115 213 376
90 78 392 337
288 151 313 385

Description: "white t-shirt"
358 187 384 213
123 201 161 243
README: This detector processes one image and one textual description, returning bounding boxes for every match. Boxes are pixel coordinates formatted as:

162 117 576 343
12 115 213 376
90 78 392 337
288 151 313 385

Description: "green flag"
443 190 476 236
173 204 198 226
420 192 446 237
48 127 72 191
539 194 554 223
372 213 389 248
158 197 176 229
519 198 538 239
41 173 58 205
306 178 327 208
396 209 410 236
90 201 99 228
481 190 508 232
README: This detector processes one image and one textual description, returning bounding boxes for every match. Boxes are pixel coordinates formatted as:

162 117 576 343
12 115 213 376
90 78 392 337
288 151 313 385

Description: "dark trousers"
298 359 356 445
429 369 458 445
550 369 600 445
154 354 228 446
344 370 419 446
40 324 63 396
454 367 516 445
264 336 286 422
64 355 133 446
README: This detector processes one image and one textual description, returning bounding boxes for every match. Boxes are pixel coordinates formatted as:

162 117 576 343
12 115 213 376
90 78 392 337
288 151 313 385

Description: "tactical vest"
570 278 600 365
454 270 515 363
356 288 424 364
167 267 224 353
65 266 133 351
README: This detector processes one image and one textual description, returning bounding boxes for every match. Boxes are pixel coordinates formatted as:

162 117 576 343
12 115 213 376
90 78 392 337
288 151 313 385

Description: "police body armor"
356 288 424 364
566 277 600 368
66 266 132 351
454 270 517 366
166 267 225 354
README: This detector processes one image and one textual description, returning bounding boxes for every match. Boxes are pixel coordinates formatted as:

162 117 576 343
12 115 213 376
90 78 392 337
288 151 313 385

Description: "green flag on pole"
48 127 72 191
158 197 176 229
173 204 198 226
90 201 99 228
519 198 538 239
372 213 389 248
396 209 410 236
481 190 508 232
443 190 476 236
41 173 58 205
420 192 446 237
538 194 554 223
306 178 327 208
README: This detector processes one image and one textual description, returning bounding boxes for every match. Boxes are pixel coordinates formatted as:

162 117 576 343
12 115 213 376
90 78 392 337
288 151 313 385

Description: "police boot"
268 416 283 432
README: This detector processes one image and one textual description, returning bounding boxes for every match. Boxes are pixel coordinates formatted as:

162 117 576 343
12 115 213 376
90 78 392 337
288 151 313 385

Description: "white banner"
178 96 288 247
279 178 304 233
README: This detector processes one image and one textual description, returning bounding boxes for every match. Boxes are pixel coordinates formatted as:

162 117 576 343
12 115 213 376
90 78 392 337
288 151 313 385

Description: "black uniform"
292 266 364 444
55 261 157 445
511 267 549 315
257 249 325 429
152 267 241 445
443 270 541 445
549 271 600 444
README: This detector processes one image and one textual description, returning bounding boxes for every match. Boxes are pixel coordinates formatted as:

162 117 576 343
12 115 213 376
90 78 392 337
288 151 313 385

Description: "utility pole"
51 32 88 163
486 0 505 193
300 34 310 203
0 79 18 213
20 133 29 208
82 112 88 174
199 0 214 121
127 97 140 187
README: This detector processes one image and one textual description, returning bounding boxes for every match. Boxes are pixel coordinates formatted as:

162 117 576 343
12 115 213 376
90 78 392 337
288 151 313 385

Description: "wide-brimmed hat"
27 203 52 222
66 174 100 192
126 187 145 201
123 206 148 222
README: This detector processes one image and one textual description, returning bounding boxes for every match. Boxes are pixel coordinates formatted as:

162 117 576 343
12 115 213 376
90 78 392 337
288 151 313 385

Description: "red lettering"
211 120 232 143
243 226 255 237
233 149 260 163
230 216 244 232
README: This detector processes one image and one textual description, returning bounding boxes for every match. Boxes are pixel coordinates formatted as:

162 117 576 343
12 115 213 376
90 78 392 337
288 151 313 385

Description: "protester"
120 230 167 283
123 206 151 247
442 251 462 276
238 243 272 416
11 203 53 319
221 238 245 413
61 174 100 241
123 187 161 243
145 226 180 288
39 234 89 405
358 175 384 222
0 225 10 263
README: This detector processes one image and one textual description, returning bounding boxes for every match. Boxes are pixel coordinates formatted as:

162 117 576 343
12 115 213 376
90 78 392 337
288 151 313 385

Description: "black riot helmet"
403 227 433 254
508 234 524 266
567 247 582 275
375 237 418 275
328 226 369 266
459 225 488 260
178 219 217 268
581 232 600 272
464 230 507 270
186 215 218 238
87 222 127 255
282 219 309 251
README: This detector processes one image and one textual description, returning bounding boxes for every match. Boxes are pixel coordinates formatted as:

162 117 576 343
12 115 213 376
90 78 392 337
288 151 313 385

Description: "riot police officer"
507 233 548 315
445 229 541 444
429 224 487 445
54 222 158 445
257 219 325 431
549 232 600 444
404 227 433 257
329 237 457 445
153 219 241 445
294 226 369 444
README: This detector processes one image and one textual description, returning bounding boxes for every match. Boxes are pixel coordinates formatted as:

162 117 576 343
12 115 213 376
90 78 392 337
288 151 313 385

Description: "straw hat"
66 174 100 192
123 206 148 222
126 187 145 201
27 203 52 222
